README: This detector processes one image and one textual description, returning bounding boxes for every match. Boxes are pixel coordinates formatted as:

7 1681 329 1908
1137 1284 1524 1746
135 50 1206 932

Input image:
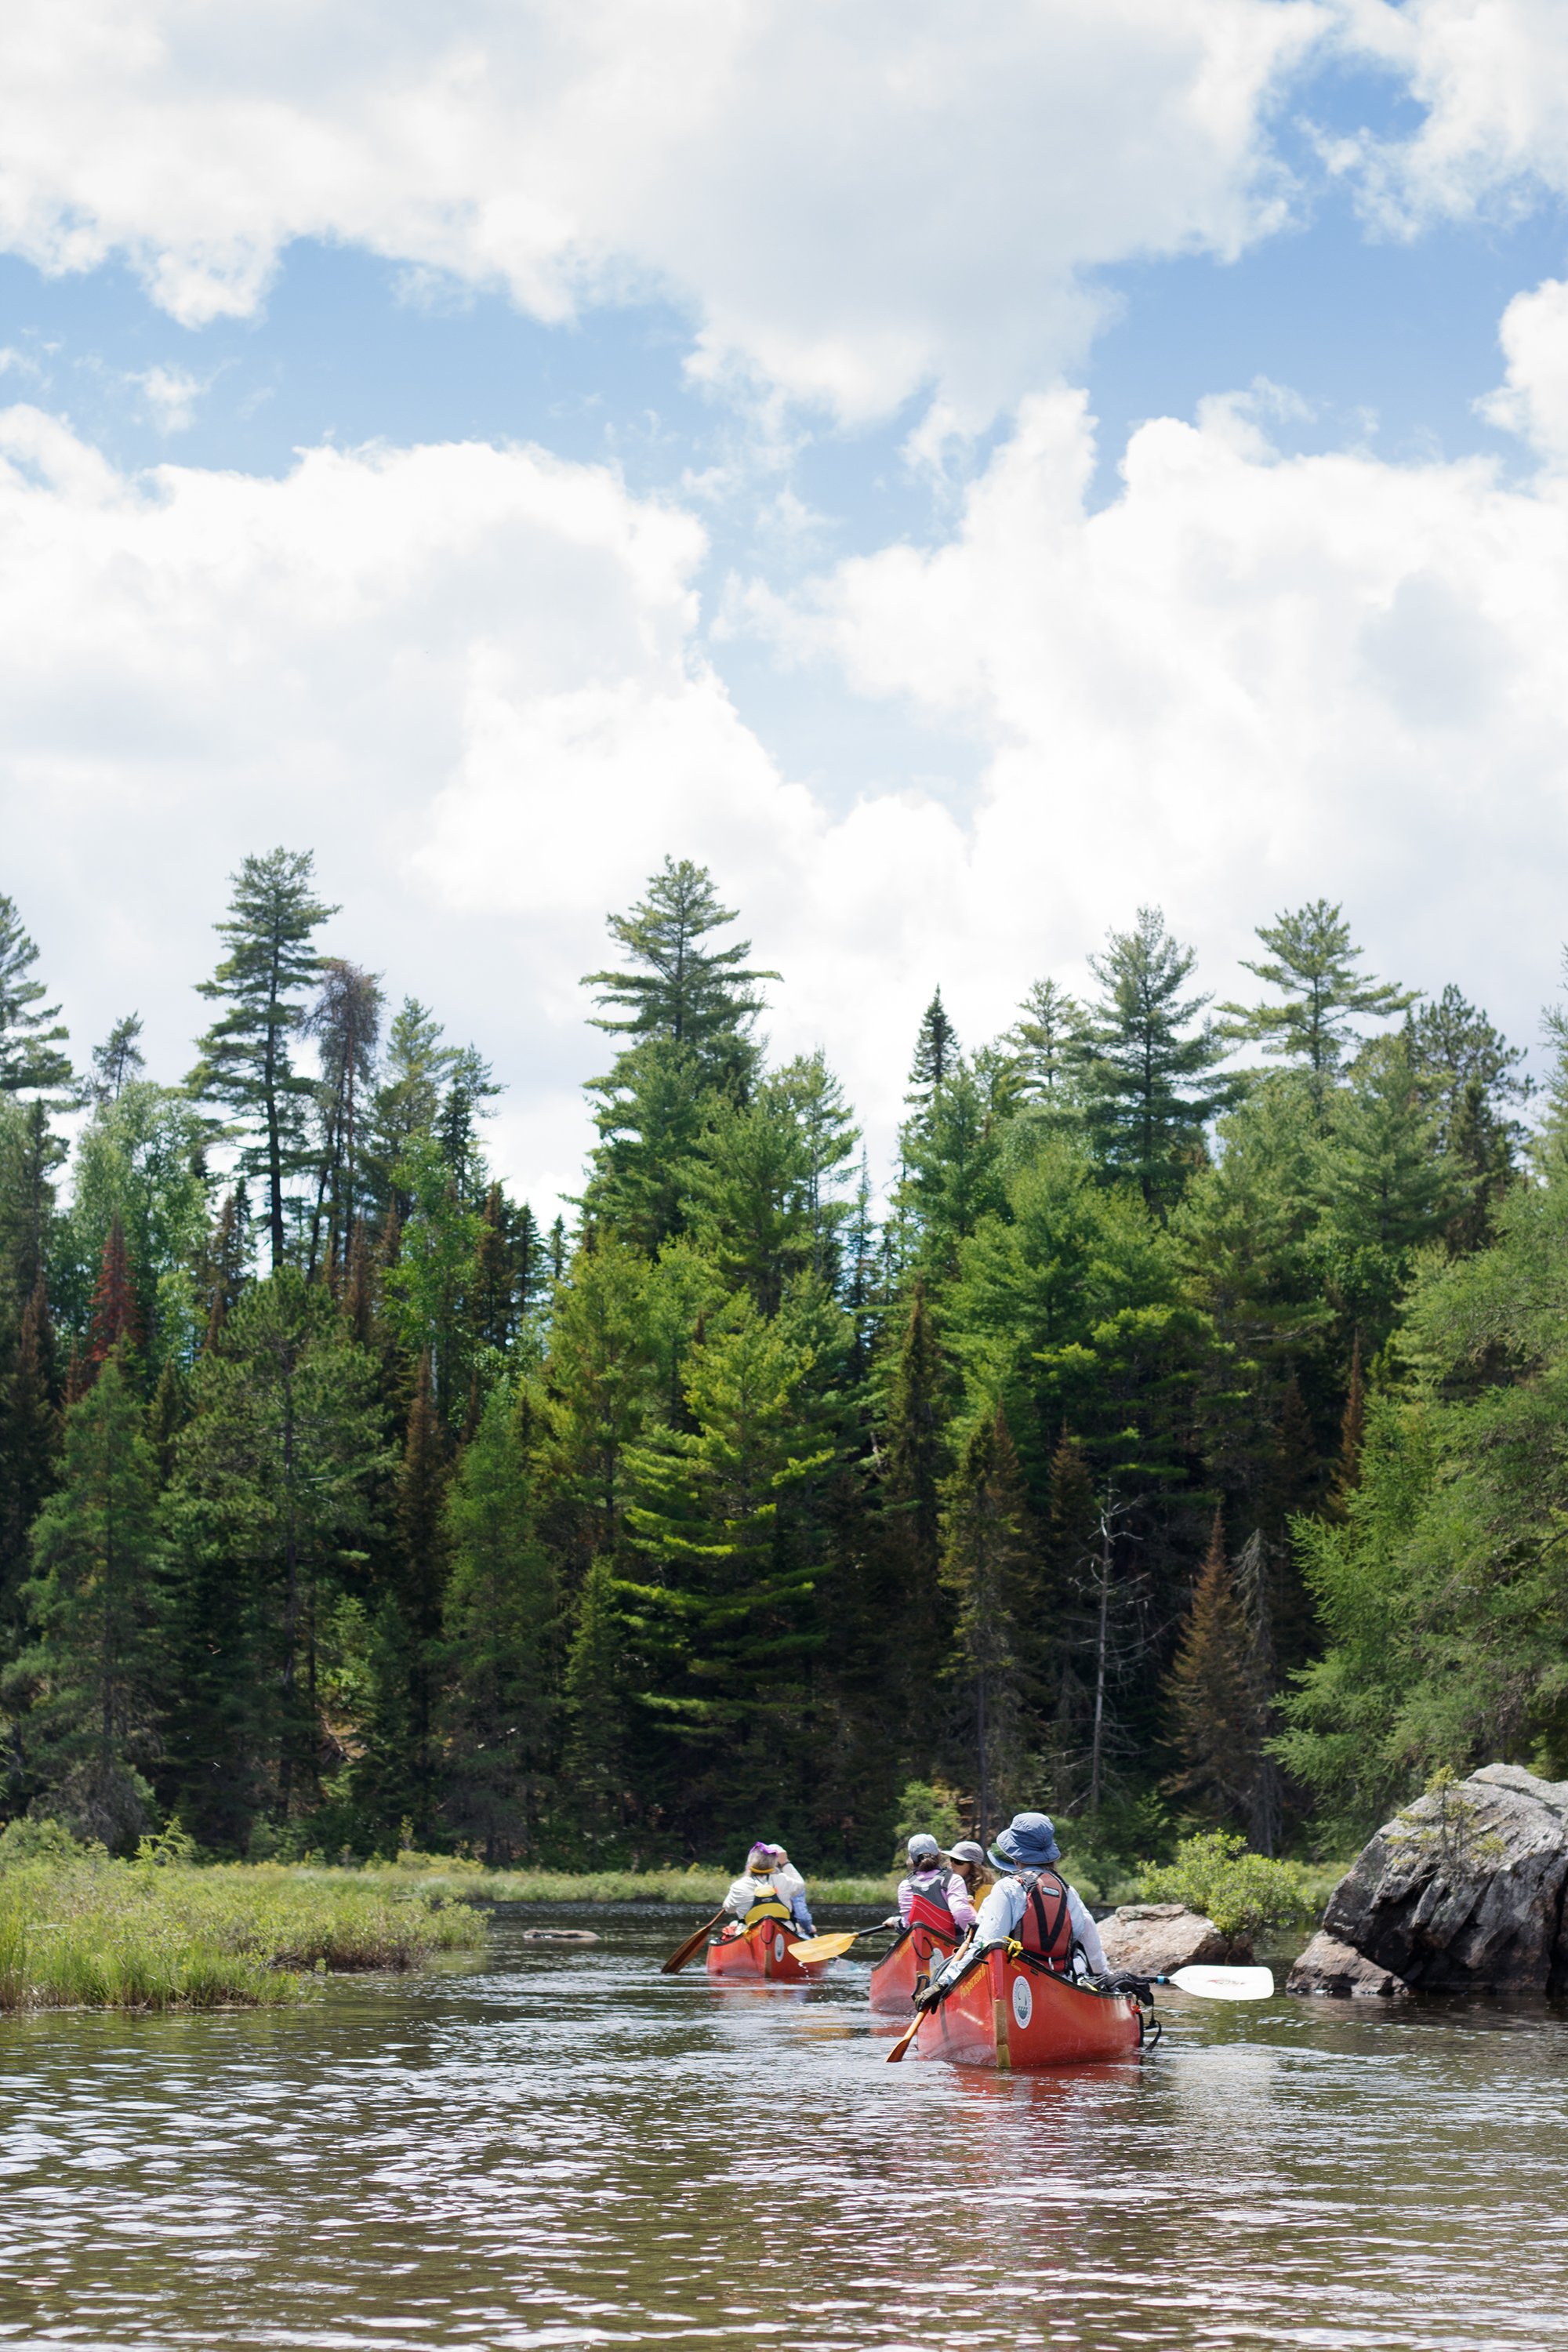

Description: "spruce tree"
562 1555 635 1842
939 1406 1036 1845
165 1269 386 1842
303 959 384 1283
1164 1512 1266 1831
86 1214 141 1373
0 1273 59 1633
0 892 72 1098
8 1351 163 1848
89 1015 147 1103
878 1278 949 1686
906 989 958 1112
1080 906 1236 1212
437 1382 557 1861
189 848 338 1270
1221 901 1413 1101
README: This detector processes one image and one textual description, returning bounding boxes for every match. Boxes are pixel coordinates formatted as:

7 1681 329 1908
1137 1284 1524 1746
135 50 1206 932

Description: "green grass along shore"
1 1828 1332 2013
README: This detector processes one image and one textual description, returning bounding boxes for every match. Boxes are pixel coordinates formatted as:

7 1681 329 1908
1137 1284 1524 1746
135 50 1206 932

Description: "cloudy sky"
5 0 1568 1204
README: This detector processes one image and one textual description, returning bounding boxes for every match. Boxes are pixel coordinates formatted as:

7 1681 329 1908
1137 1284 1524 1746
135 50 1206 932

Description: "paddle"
787 1917 901 1965
660 1907 730 1975
1160 1963 1274 2000
885 2007 927 2063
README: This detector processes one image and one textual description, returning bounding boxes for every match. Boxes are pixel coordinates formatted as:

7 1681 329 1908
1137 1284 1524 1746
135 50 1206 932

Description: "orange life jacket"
1015 1868 1073 1970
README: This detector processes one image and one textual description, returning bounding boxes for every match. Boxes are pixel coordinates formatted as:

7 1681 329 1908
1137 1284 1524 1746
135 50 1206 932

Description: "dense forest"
1 851 1563 1872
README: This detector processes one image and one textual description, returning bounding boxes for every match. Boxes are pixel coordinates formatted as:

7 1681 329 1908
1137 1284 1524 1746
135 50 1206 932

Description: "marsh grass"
0 1854 486 2012
347 1862 901 1906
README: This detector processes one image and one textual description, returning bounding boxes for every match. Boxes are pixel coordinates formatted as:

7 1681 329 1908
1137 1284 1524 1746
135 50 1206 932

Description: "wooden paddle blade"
885 2011 924 2063
787 1932 857 1964
660 1909 728 1975
1167 1963 1275 2001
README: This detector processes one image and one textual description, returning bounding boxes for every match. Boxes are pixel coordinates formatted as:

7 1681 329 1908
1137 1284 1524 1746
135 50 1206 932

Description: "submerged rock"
1098 1903 1250 1975
1316 1765 1568 1995
1287 1932 1410 1998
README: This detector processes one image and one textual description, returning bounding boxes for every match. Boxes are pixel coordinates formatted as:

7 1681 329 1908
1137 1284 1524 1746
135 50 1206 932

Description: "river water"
2 1904 1565 2351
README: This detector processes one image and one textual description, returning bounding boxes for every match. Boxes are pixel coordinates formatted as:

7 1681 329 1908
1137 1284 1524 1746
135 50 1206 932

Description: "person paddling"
897 1833 976 1936
922 1812 1107 2001
720 1842 815 1940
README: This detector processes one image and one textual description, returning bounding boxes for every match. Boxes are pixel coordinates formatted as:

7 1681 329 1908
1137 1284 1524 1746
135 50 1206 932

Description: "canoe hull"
706 1922 829 1984
911 1947 1143 2070
869 1924 960 2014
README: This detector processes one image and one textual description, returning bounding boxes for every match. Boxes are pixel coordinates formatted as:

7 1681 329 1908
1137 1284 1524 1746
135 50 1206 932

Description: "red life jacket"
1015 1869 1073 1970
906 1870 958 1940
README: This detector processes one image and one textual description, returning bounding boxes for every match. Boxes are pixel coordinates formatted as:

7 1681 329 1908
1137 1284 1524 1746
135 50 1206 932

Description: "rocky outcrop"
1313 1765 1568 1996
1098 1903 1250 1975
1287 1932 1410 1998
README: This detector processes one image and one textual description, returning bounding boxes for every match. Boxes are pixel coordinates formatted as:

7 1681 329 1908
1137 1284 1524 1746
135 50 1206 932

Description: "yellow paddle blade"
787 1932 858 1964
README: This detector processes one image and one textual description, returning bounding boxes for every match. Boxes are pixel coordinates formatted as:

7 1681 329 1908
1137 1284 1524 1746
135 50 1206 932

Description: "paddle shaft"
660 1907 730 1975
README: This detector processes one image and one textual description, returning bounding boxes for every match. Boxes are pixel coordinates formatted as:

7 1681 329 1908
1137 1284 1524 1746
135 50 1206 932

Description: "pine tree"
144 1357 187 1490
585 857 778 1075
0 1273 60 1632
1080 906 1236 1211
89 1015 147 1103
437 1383 557 1861
8 1352 164 1849
1314 1036 1457 1345
202 1187 251 1348
1406 984 1529 1248
1329 1338 1365 1514
877 1278 950 1688
303 959 384 1283
1221 900 1414 1102
86 1214 142 1373
362 999 458 1227
1165 1512 1269 1832
165 1269 387 1842
1006 977 1083 1110
906 989 958 1112
562 1555 635 1841
0 892 72 1098
189 848 338 1269
358 1352 448 1841
940 1406 1036 1846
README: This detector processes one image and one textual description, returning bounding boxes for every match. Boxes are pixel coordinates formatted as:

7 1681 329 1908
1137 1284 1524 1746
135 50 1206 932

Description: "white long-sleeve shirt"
934 1871 1108 1986
722 1871 814 1933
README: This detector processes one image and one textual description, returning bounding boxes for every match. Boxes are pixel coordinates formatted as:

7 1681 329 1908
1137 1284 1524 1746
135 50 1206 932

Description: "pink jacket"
897 1865 978 1932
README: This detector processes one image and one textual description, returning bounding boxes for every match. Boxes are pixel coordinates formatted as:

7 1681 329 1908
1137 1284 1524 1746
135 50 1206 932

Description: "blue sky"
5 0 1568 1204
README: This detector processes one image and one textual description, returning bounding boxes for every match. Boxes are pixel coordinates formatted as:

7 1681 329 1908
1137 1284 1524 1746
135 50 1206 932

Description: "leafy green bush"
1132 1831 1316 1939
889 1780 962 1865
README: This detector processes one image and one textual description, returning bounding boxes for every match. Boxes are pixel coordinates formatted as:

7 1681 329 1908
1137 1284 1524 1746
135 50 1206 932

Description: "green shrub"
1131 1831 1316 1940
889 1780 962 1866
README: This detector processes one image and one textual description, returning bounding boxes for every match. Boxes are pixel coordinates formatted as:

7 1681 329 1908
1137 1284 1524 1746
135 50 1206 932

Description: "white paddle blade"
1167 1963 1275 2000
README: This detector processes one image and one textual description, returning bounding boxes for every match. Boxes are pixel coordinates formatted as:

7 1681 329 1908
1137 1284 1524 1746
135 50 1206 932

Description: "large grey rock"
1320 1765 1568 1994
1098 1903 1250 1974
1287 1932 1410 1998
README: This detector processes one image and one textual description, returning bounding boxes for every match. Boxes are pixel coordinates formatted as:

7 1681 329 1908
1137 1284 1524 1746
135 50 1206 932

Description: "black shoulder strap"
1027 1870 1069 1960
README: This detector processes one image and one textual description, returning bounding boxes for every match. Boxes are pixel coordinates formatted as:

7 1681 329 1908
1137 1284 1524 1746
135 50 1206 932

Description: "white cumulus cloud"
0 0 1328 420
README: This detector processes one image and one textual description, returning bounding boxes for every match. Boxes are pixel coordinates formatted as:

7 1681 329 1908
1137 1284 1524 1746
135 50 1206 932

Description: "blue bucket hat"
989 1812 1061 1871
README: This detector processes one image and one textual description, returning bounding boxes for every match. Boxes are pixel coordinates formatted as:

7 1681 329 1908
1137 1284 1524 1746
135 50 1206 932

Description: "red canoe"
869 1923 959 2013
706 1921 829 1984
908 1945 1145 2069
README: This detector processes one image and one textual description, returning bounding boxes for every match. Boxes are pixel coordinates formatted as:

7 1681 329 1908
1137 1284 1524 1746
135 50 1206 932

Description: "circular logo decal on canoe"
774 1933 786 1962
1011 1974 1033 2030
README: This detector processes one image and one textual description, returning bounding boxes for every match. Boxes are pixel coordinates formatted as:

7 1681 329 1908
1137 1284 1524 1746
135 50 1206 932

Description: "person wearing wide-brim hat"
924 1811 1108 2000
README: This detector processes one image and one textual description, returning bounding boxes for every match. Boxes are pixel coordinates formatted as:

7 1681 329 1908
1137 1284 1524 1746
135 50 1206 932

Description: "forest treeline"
1 852 1564 1872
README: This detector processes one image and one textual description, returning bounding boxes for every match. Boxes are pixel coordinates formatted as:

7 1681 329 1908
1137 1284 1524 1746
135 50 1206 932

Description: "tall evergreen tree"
165 1269 386 1842
89 1014 147 1103
0 892 72 1098
906 989 959 1112
86 1214 142 1371
7 1352 164 1849
940 1406 1035 1845
1221 900 1413 1102
189 848 337 1270
437 1382 557 1861
303 959 384 1283
1164 1512 1268 1833
877 1278 950 1690
1079 906 1236 1211
0 1274 59 1634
